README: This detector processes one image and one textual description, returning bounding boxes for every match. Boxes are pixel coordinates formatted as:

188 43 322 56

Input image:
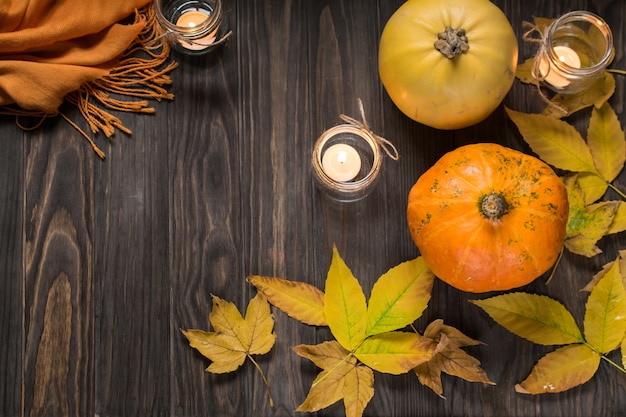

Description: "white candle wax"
176 10 218 50
539 45 582 89
321 143 362 183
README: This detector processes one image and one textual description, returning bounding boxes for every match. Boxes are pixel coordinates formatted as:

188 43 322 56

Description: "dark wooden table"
2 0 626 416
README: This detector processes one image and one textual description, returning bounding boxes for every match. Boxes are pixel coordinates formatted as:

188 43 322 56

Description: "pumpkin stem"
480 192 507 220
435 27 470 59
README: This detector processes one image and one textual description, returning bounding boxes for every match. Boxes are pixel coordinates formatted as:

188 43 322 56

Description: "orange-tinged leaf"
575 172 608 205
324 247 367 350
244 292 276 355
295 366 350 412
183 293 276 378
295 342 373 417
247 275 326 326
584 260 626 353
181 329 246 373
294 341 352 370
355 331 437 375
366 257 434 337
415 320 494 398
506 107 598 174
471 293 583 345
515 344 600 394
543 72 615 118
208 295 250 346
343 364 374 417
587 101 626 182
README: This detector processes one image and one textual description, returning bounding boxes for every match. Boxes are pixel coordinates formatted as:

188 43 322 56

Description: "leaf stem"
546 248 564 285
608 69 626 76
583 341 626 375
247 354 275 407
311 352 355 388
599 353 626 374
608 182 626 201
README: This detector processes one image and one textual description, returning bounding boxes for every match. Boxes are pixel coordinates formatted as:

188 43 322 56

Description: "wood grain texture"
1 0 626 416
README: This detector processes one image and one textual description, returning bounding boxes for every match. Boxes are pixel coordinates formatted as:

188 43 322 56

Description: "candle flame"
337 151 348 164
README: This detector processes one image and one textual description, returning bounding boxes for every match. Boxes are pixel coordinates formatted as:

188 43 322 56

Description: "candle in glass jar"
321 144 362 182
176 10 218 50
539 45 582 89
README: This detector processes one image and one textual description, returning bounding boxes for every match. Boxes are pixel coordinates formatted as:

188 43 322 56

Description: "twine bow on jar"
339 99 400 161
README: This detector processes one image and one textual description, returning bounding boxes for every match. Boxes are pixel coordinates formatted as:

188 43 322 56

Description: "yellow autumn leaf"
471 293 583 345
622 337 626 369
324 247 367 351
294 341 374 417
515 57 535 84
506 107 599 175
181 329 246 373
515 344 600 394
365 257 434 337
587 101 626 182
607 201 626 235
247 275 326 326
583 259 626 353
355 331 437 375
575 172 608 205
182 293 276 405
564 175 618 256
414 319 494 398
543 72 615 118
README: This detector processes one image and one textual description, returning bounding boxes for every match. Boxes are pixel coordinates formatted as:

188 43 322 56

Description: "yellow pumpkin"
406 143 569 293
378 0 518 130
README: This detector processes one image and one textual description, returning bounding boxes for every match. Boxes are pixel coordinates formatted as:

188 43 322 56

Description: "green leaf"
365 257 434 337
471 293 583 345
355 331 437 375
515 344 600 394
566 201 619 256
575 172 608 205
564 176 618 256
505 107 598 174
586 101 626 182
543 72 616 118
584 260 626 353
324 247 367 351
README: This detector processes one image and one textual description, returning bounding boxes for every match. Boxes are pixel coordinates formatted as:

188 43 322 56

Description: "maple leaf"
182 293 276 406
294 341 374 417
413 319 495 398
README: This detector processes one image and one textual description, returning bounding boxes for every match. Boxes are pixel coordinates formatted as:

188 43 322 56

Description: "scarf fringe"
0 3 178 158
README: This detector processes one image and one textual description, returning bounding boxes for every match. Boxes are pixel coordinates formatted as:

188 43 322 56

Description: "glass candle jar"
534 11 613 94
312 125 383 203
155 0 228 55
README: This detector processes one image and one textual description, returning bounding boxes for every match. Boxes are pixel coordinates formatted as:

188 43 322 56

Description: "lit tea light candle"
176 9 218 50
321 143 362 182
539 45 582 89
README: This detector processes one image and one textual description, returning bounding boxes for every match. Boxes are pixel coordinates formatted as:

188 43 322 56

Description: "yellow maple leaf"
182 293 276 405
294 341 374 417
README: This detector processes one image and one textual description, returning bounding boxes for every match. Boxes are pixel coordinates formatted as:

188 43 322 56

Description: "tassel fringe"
0 3 178 158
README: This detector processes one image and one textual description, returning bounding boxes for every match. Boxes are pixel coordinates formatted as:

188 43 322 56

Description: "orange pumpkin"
407 143 568 293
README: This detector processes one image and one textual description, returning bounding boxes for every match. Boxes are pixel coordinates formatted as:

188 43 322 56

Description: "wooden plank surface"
1 0 626 416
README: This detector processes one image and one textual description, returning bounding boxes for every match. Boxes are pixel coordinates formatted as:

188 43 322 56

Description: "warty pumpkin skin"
406 143 569 293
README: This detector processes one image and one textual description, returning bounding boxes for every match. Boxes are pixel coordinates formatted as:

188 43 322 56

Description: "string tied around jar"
339 99 399 161
521 21 568 114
